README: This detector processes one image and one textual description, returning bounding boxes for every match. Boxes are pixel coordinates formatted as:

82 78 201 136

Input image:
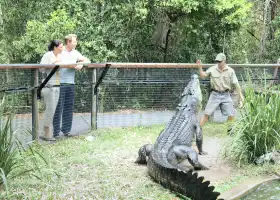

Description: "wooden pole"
91 68 97 130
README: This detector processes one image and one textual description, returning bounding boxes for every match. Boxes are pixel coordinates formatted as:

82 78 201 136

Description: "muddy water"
241 180 280 200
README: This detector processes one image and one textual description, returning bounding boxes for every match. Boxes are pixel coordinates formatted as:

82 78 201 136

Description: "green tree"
13 9 75 62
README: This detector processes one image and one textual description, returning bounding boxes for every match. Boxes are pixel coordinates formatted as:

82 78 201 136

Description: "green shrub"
225 72 280 165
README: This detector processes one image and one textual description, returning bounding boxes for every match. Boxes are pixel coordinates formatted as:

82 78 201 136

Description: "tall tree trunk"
259 0 269 57
269 0 277 40
0 3 3 31
163 29 171 62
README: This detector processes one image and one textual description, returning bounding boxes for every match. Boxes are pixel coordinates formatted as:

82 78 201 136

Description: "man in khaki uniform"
197 53 244 127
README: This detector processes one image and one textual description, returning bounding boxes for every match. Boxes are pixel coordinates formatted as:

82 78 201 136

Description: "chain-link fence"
97 67 209 128
0 64 279 143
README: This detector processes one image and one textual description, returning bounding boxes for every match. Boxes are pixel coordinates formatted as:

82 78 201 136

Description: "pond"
241 179 280 200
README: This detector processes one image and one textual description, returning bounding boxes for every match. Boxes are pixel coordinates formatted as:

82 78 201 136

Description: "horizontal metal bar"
0 77 277 94
89 63 280 68
101 78 277 84
0 85 60 93
0 87 33 93
101 80 210 84
0 63 280 69
0 63 94 69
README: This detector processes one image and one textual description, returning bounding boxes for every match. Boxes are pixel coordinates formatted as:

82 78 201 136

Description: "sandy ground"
177 137 234 184
195 137 233 183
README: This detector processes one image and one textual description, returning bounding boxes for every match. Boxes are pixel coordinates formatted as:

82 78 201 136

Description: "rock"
85 135 95 142
256 150 280 165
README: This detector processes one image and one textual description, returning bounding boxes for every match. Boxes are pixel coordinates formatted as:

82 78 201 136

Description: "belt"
211 89 229 93
61 83 74 85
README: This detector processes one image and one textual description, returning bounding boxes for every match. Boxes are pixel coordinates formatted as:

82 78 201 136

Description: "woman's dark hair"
48 40 62 51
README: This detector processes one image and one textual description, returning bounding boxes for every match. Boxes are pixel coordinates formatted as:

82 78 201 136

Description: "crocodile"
135 74 222 200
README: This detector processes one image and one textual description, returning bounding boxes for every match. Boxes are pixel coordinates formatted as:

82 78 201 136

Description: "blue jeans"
53 84 75 136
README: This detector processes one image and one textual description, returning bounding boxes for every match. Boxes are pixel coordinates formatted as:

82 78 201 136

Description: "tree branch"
247 29 260 41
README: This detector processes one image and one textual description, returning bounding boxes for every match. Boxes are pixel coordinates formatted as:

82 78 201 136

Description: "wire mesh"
0 64 279 143
98 67 210 128
97 65 280 127
0 69 34 143
38 69 92 140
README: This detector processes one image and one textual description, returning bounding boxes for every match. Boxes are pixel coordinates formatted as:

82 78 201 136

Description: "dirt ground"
180 137 234 184
195 137 233 183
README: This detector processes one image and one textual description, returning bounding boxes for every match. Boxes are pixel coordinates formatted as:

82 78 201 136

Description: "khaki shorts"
204 91 234 116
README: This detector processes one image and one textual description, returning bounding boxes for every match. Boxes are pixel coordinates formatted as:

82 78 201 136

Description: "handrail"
89 63 280 69
0 63 87 69
0 63 280 69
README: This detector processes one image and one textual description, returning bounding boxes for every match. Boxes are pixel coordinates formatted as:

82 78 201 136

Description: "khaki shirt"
205 65 239 91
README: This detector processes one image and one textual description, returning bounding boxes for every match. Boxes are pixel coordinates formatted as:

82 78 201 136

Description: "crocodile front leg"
195 124 208 155
135 144 153 164
171 145 209 170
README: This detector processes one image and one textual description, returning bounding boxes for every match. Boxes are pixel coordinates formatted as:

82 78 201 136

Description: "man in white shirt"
53 34 90 137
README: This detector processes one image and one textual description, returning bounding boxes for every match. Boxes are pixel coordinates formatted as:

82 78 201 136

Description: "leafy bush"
224 72 280 165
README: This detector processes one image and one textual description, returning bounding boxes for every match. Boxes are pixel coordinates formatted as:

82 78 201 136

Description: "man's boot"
227 121 235 135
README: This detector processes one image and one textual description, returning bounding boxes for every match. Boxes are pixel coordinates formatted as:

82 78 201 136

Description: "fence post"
32 69 39 140
91 68 97 130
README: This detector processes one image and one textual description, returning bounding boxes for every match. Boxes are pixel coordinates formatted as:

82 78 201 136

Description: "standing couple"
39 34 90 141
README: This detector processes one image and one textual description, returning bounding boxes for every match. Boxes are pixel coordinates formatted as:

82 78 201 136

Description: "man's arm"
75 51 91 70
235 83 244 107
196 60 208 79
78 56 90 63
232 71 244 107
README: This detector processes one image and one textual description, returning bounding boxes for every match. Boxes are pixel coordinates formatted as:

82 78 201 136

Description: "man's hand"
78 56 90 63
75 64 83 70
196 59 202 68
75 58 90 70
197 59 207 78
238 95 245 108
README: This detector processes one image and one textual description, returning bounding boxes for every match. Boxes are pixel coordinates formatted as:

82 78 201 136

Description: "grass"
1 125 182 200
0 98 48 196
1 123 279 199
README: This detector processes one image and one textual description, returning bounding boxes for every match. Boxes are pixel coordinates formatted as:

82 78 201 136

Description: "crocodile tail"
147 156 223 200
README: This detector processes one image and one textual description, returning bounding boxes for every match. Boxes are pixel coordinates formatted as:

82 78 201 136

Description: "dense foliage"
0 0 254 64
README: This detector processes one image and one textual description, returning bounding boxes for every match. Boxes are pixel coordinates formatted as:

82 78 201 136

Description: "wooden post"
91 68 97 130
271 66 279 86
31 69 39 140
